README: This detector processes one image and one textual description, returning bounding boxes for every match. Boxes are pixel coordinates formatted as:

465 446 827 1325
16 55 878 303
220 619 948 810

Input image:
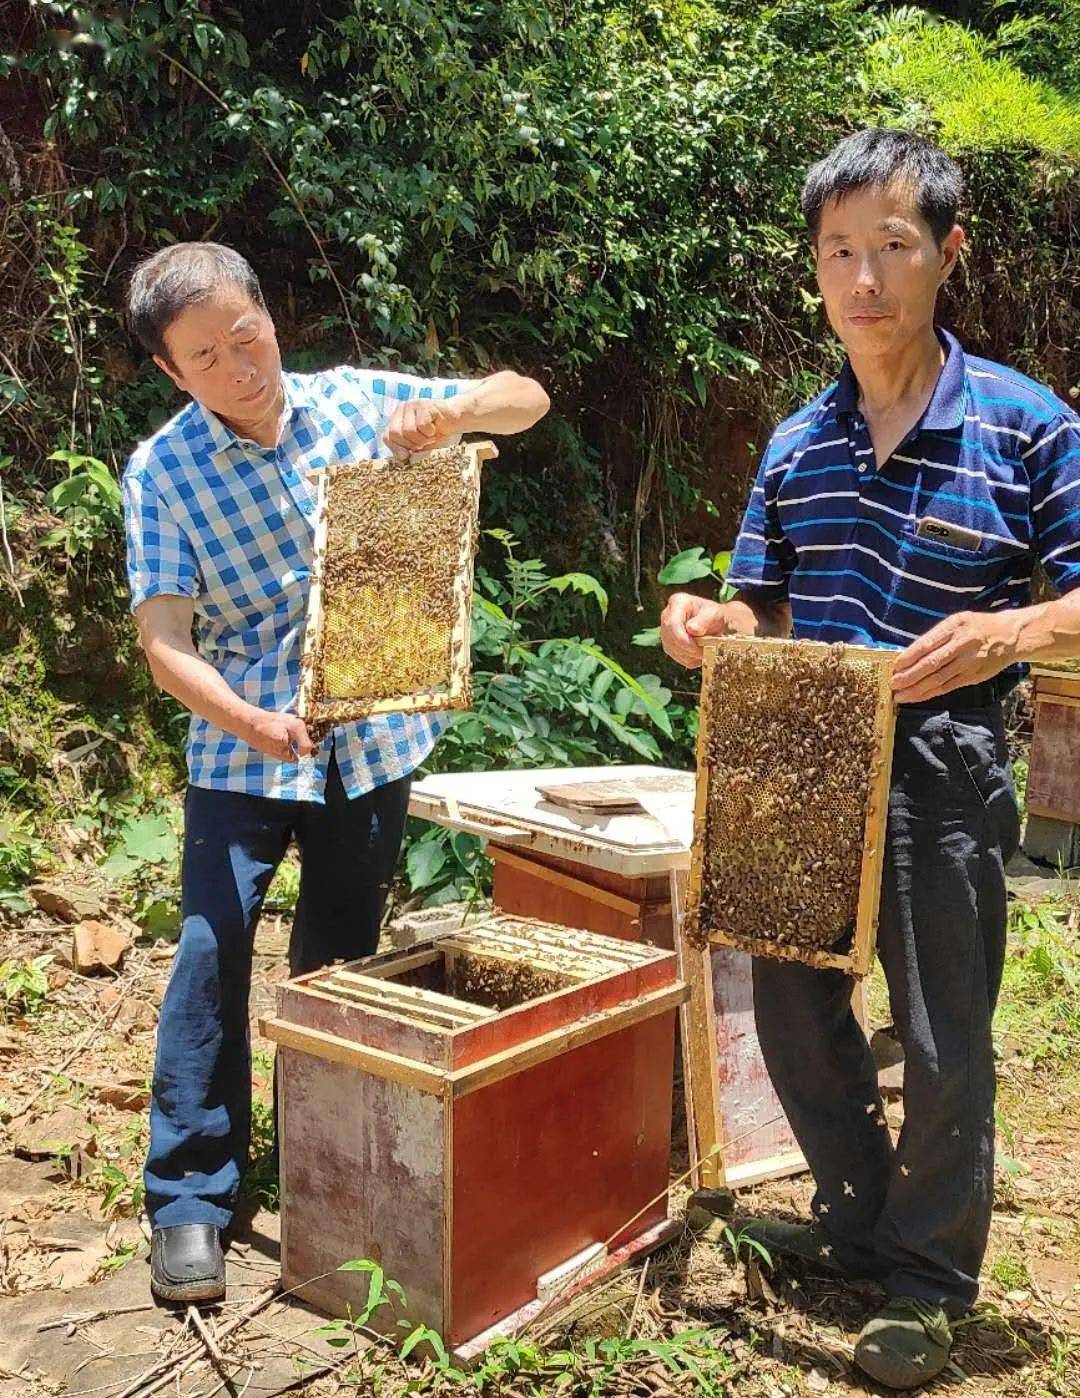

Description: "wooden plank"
278 1048 446 1331
260 1016 449 1095
361 948 443 980
1036 692 1080 711
328 969 497 1023
449 1013 675 1345
536 781 645 814
1028 693 1080 825
296 467 330 725
671 868 725 1190
491 845 646 918
318 977 470 1030
446 983 688 1097
724 1149 807 1190
850 652 897 976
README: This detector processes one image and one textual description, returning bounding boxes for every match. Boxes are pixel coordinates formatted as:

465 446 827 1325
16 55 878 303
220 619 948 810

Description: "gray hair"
126 242 267 361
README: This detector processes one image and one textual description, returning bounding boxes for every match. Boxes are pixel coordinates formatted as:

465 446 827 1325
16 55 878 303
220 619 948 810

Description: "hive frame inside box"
298 440 497 727
260 916 688 1358
686 635 896 978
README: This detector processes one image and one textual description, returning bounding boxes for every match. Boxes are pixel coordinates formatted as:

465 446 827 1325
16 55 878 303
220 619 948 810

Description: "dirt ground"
0 871 1077 1398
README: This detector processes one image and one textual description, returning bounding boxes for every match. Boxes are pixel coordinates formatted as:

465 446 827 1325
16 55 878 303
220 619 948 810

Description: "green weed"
0 953 52 1021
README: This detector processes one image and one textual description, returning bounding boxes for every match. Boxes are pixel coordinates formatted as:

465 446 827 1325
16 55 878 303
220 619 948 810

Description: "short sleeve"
336 365 474 414
123 464 199 613
1027 414 1080 593
726 434 796 596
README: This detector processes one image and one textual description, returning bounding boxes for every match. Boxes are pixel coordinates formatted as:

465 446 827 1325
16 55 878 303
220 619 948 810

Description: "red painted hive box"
261 915 687 1356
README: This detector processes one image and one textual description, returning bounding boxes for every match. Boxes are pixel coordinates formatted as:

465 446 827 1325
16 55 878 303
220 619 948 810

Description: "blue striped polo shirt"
728 330 1080 650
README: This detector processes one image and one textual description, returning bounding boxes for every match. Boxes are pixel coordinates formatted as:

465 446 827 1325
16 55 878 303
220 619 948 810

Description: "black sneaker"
150 1224 226 1303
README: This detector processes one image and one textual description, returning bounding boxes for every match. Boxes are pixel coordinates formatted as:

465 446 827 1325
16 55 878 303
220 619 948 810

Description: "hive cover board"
686 636 897 976
299 441 497 735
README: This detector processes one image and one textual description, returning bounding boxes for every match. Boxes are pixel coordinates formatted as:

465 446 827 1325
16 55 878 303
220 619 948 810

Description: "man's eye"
238 333 258 345
201 358 218 371
884 240 904 251
832 248 851 258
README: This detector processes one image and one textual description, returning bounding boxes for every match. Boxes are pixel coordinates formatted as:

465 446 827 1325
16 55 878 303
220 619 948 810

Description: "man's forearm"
455 370 550 436
143 633 259 743
1008 591 1080 665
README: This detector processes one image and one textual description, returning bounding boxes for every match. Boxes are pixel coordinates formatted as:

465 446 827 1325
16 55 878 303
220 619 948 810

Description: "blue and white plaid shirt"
123 366 471 802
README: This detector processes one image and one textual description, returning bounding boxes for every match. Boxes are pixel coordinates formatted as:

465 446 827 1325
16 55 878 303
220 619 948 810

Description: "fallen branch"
38 1302 157 1334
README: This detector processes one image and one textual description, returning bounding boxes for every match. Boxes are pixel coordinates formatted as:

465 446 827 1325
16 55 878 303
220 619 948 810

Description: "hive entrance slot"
383 945 574 1011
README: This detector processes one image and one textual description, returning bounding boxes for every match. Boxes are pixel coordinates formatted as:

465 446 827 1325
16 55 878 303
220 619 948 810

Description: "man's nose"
853 255 881 295
230 353 257 383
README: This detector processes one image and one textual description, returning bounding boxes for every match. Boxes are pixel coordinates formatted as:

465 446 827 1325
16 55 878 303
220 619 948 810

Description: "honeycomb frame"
298 440 497 735
685 635 897 977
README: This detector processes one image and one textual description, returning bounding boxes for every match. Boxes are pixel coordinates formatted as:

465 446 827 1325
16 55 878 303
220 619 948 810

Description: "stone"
94 1079 151 1112
29 882 105 924
878 1061 905 1101
0 1025 24 1055
13 1105 95 1162
72 921 129 976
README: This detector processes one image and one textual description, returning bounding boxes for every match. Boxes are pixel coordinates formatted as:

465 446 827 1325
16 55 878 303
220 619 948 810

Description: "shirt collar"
193 372 304 457
834 327 966 433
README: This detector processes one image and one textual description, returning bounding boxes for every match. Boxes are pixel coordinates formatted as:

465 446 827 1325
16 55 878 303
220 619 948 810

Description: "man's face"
813 182 963 357
156 286 283 437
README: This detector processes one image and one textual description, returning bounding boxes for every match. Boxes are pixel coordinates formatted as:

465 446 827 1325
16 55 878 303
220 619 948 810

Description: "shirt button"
858 463 867 473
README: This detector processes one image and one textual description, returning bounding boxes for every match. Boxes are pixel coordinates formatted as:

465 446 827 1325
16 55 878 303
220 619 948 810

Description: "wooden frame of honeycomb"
685 635 897 977
298 441 497 735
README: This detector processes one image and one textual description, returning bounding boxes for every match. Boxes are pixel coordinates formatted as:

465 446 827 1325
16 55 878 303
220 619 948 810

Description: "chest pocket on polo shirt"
898 519 1023 589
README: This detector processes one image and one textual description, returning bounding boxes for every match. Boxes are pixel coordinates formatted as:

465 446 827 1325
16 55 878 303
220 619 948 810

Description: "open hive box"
298 441 496 734
261 915 687 1357
685 636 897 976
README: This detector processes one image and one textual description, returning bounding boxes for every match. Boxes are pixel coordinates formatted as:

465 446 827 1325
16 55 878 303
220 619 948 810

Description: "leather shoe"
150 1224 225 1303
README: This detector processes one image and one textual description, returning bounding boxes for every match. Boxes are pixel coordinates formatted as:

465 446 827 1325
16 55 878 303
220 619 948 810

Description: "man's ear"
153 353 185 392
939 224 965 283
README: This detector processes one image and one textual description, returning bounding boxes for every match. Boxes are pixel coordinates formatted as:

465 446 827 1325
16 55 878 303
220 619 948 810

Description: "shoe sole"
151 1276 226 1304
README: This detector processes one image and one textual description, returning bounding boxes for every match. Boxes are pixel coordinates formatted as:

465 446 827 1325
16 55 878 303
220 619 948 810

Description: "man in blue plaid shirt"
122 242 549 1303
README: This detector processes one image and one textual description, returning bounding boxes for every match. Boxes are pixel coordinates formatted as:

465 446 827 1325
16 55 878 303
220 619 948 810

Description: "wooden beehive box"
1026 662 1080 826
298 441 496 734
261 916 686 1357
685 636 896 976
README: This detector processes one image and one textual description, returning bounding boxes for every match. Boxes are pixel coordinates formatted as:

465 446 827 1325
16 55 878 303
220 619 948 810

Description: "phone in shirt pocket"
913 516 984 552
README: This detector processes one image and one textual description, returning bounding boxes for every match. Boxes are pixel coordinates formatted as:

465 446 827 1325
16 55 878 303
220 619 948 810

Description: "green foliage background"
0 0 1076 828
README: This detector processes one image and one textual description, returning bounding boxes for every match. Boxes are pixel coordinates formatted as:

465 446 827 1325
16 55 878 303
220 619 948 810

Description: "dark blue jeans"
752 704 1021 1314
145 754 411 1229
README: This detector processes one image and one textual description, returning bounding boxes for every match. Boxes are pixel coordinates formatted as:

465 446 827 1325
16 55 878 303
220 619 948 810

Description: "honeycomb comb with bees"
685 635 896 976
298 441 496 737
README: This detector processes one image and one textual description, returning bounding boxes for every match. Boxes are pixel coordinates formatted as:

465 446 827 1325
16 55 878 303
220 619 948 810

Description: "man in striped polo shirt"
661 128 1080 1389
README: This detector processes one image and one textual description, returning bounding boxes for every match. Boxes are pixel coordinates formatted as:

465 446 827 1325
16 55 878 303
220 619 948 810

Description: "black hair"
801 128 963 247
126 242 267 361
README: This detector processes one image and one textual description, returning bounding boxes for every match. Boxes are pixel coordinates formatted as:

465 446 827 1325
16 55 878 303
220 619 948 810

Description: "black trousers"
752 704 1021 1314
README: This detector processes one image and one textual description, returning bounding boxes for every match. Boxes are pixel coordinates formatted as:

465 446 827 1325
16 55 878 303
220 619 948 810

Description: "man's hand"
892 610 1018 704
384 397 464 456
660 594 734 669
244 709 315 763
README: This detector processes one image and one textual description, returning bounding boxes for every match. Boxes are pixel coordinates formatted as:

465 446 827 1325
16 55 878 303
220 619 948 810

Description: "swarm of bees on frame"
311 446 475 722
690 643 882 953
